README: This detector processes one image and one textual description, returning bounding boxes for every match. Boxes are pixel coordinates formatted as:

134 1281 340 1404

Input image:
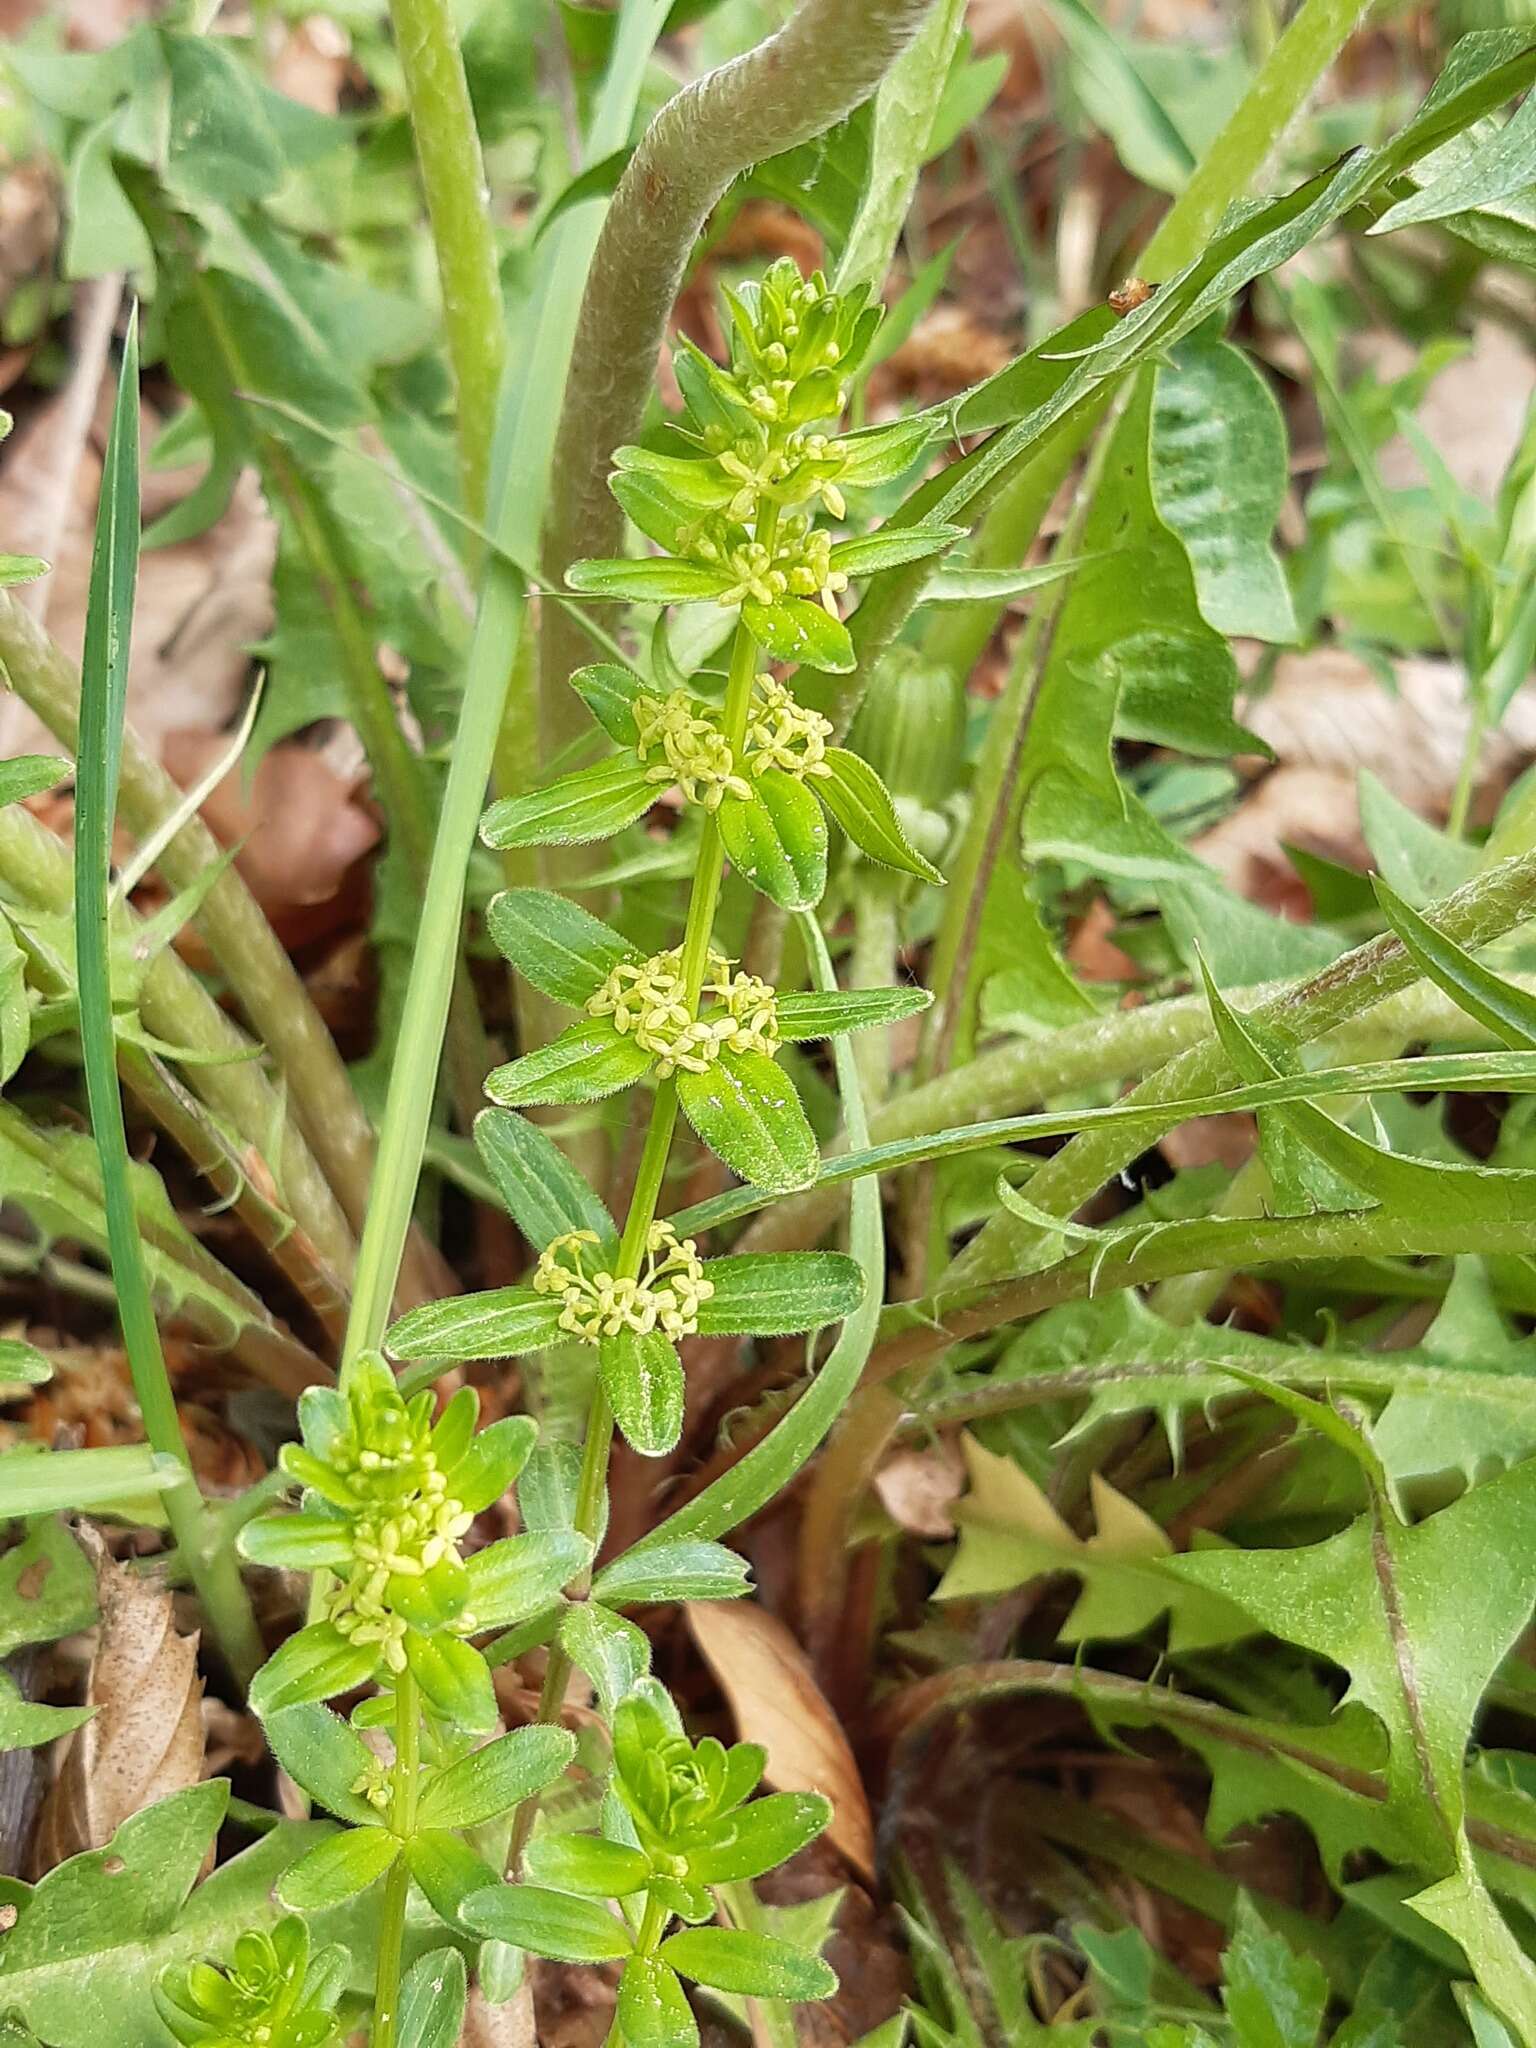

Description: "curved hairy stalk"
538 0 937 758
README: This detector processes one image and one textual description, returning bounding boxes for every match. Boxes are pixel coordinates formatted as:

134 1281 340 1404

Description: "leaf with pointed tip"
741 599 854 674
571 662 646 746
658 1926 836 2001
485 1020 654 1107
1374 876 1536 1052
826 524 962 577
816 748 943 882
937 1435 1251 1653
695 1253 864 1336
566 557 727 601
386 1287 566 1362
417 1724 576 1829
276 1822 400 1911
465 1530 590 1632
592 1539 751 1607
774 986 931 1039
480 758 656 849
0 757 66 808
462 1883 635 1962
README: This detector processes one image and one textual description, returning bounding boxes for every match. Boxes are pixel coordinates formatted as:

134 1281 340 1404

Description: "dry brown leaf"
1159 1111 1258 1174
1190 764 1361 908
30 1528 204 1875
460 1983 536 2047
873 1446 964 1539
687 1600 875 1880
159 732 380 918
1237 651 1536 824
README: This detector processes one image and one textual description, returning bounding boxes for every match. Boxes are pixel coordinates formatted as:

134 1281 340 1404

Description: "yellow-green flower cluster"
634 689 752 810
585 946 780 1077
533 1222 713 1342
745 673 833 779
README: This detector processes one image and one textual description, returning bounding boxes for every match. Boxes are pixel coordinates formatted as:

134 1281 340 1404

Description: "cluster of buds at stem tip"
533 1221 713 1341
586 946 780 1076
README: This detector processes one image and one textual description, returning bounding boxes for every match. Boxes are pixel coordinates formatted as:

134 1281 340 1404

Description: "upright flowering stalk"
231 265 950 2048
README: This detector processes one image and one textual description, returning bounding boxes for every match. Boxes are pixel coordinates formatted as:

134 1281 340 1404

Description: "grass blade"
71 306 261 1681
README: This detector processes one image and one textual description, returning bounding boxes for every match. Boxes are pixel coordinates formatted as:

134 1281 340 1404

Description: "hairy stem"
508 616 761 1863
387 0 504 523
372 1668 422 2048
944 849 1536 1296
538 0 937 762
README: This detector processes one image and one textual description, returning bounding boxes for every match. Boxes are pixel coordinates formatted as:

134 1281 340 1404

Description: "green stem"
729 970 1536 1256
935 845 1536 1299
509 615 761 1865
343 563 524 1361
386 0 504 522
372 1668 422 2048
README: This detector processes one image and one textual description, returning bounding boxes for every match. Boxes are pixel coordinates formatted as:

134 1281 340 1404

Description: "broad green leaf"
397 1948 467 2048
485 888 636 1006
485 1020 655 1107
681 1792 831 1883
249 1622 379 1717
695 1253 864 1336
1359 772 1477 905
161 33 287 205
523 1832 651 1898
403 1829 499 1927
918 557 1100 606
774 987 932 1040
719 776 827 910
592 1539 751 1607
566 557 727 601
816 749 943 883
465 1530 590 1631
262 1704 381 1826
678 1049 819 1193
1374 876 1536 1052
556 1599 650 1715
0 1671 90 1751
617 1955 696 2048
0 1782 234 2045
480 758 656 850
0 758 66 808
404 1632 499 1732
462 1883 635 1962
1150 332 1297 644
659 1926 836 2001
448 1416 541 1513
474 1107 617 1247
571 662 645 746
938 1435 1251 1652
386 1287 566 1362
741 599 855 673
0 1519 95 1657
417 1724 575 1829
277 1824 400 1912
600 1330 685 1457
1173 1447 1536 2029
